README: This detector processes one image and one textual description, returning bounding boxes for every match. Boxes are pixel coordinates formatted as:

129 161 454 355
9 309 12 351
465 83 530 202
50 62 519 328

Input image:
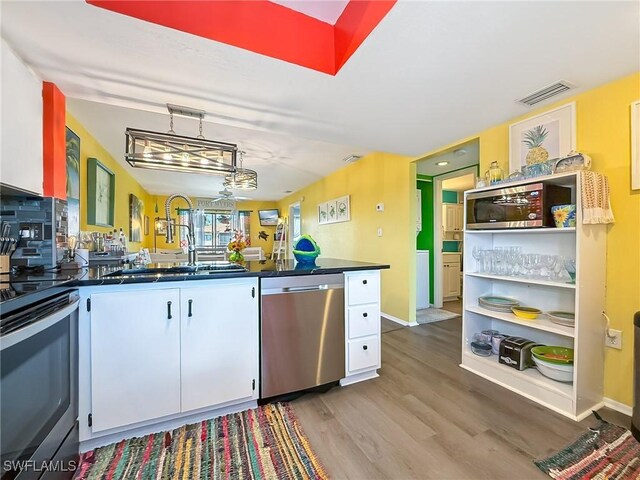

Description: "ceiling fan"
212 188 250 202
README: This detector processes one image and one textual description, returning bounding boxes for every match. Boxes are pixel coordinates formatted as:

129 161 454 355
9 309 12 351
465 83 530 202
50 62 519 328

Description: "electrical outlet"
605 329 622 349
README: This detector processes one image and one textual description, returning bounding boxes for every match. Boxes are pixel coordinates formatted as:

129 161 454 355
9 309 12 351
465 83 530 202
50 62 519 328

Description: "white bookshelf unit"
460 172 607 421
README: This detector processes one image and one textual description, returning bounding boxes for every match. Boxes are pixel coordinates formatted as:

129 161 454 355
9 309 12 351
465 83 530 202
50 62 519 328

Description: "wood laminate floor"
291 317 630 480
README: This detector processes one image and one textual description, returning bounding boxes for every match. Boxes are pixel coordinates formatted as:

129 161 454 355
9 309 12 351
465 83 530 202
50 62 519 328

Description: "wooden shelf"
461 351 573 399
465 272 576 289
465 228 575 234
465 305 575 337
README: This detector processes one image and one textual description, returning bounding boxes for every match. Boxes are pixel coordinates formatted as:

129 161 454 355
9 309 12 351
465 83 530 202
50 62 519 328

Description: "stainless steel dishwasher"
261 274 345 399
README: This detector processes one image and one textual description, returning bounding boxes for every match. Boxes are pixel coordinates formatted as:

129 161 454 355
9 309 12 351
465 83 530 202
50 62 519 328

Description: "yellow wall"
66 113 153 251
278 152 416 322
278 72 640 406
417 73 640 406
151 195 279 254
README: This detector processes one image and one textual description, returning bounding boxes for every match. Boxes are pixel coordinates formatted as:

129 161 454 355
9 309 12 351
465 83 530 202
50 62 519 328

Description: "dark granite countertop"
0 258 389 312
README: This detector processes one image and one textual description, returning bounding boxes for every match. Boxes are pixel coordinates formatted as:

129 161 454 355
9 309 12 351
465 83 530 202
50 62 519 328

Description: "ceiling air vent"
517 80 575 106
342 154 362 163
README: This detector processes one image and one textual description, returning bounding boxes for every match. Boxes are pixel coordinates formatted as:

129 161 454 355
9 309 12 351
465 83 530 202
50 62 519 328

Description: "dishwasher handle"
262 283 344 295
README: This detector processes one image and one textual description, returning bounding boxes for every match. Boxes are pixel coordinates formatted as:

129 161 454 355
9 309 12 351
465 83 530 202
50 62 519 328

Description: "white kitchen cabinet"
443 255 461 298
81 278 259 445
1 40 43 195
341 270 381 386
180 282 258 412
90 289 182 432
443 204 463 232
461 172 607 421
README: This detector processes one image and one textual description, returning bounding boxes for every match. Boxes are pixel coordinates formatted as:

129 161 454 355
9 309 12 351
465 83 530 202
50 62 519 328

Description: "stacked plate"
546 311 575 327
478 295 520 312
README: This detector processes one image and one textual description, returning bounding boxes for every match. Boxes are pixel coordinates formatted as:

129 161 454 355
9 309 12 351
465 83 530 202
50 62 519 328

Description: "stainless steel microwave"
465 182 571 229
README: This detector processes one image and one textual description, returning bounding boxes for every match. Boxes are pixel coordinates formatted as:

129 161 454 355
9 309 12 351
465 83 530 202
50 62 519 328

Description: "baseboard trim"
603 397 633 417
381 312 418 327
340 370 379 386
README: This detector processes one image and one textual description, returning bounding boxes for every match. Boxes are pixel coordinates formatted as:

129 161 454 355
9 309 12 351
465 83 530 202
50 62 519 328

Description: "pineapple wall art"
509 102 576 174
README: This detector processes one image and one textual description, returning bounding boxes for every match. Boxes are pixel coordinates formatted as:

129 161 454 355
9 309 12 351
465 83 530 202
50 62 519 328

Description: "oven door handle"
0 299 79 351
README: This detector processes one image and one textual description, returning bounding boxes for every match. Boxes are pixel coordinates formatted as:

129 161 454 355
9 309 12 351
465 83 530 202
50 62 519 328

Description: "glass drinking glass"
564 258 576 284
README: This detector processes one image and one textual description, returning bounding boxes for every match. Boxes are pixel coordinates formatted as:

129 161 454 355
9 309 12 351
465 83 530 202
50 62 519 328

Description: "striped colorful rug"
535 415 640 480
74 403 328 480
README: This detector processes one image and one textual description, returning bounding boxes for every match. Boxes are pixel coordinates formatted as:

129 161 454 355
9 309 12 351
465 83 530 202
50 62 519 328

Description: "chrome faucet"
165 193 197 266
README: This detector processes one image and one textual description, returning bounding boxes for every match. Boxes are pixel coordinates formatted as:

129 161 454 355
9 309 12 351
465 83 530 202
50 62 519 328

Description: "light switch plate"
376 203 384 212
377 228 383 237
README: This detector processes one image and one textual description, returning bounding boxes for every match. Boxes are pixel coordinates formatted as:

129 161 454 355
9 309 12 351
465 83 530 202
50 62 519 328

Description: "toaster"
499 337 540 370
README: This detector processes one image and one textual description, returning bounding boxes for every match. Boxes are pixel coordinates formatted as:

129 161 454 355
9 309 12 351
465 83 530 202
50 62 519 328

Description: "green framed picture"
87 157 115 227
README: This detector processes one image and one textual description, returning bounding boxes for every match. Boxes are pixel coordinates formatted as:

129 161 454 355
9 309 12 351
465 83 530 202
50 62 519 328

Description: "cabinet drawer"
348 337 380 373
346 272 380 306
347 304 380 339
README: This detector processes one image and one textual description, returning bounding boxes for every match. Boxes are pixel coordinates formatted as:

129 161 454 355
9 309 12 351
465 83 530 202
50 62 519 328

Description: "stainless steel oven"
1 290 79 480
465 182 571 229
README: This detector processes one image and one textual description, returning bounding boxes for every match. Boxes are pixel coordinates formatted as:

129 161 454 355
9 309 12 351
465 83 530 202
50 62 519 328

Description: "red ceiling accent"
86 0 396 75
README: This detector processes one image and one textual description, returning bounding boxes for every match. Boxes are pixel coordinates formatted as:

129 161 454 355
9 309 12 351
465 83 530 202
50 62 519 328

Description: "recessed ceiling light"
436 161 449 166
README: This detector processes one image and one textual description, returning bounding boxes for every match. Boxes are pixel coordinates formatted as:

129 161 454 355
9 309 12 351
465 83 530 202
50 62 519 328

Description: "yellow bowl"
511 306 542 320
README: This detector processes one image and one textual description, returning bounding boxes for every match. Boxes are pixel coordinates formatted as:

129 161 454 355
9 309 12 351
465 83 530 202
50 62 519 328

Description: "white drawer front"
348 337 380 373
347 304 379 339
347 272 380 306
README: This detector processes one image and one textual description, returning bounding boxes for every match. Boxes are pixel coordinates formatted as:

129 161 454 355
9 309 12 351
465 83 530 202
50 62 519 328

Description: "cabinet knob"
363 345 368 351
167 301 173 320
363 312 368 318
362 279 368 285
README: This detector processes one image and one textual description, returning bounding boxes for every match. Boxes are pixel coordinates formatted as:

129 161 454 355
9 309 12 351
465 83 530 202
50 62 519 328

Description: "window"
178 209 251 252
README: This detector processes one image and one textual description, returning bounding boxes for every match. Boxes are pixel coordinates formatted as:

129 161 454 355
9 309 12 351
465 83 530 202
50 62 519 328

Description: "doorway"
288 202 301 255
414 139 479 321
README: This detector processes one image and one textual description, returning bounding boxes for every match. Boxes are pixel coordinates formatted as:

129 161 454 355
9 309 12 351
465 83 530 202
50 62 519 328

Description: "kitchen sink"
104 261 247 277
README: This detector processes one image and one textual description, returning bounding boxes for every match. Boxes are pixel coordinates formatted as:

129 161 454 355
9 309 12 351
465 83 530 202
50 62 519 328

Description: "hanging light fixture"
125 104 237 175
224 151 258 190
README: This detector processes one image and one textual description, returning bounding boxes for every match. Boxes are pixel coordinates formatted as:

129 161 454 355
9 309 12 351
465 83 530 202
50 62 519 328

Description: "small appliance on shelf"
465 182 571 230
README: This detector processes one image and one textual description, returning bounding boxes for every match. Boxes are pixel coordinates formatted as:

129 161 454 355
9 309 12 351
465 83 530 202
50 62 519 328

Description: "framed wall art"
87 157 115 227
318 203 328 224
632 100 640 190
129 193 143 242
336 195 350 222
327 200 337 222
65 126 81 239
509 102 576 174
318 195 351 225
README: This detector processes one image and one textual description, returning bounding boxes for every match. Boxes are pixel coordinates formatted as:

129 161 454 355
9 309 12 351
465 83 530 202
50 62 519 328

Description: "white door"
443 262 461 297
180 280 258 412
90 289 181 432
454 205 464 231
443 205 457 231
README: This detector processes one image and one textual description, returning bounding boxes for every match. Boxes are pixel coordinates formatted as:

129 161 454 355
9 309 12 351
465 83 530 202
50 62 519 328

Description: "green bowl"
531 346 574 365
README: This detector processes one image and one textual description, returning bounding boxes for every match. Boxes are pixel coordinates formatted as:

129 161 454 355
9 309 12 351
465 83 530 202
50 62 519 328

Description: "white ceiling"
442 173 476 193
416 140 479 177
269 0 349 24
67 98 364 200
1 1 638 200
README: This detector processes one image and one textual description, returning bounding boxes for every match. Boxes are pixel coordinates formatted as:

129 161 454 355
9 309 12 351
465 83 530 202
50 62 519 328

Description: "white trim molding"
381 312 418 327
603 397 633 417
